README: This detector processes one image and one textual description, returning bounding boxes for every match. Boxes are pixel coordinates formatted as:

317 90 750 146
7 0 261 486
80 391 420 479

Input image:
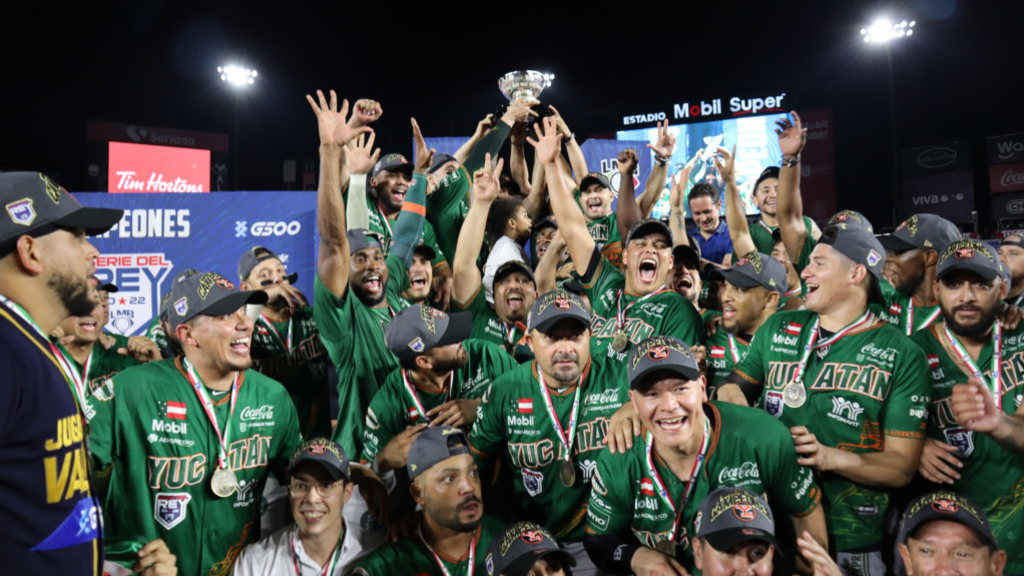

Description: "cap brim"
704 528 776 552
495 261 536 285
717 268 764 290
288 454 350 483
672 245 701 270
197 290 269 317
503 549 576 576
97 283 118 293
936 261 1001 282
579 175 608 191
532 313 590 336
413 245 437 261
877 234 917 253
55 206 125 236
437 311 473 347
627 221 673 245
630 363 700 390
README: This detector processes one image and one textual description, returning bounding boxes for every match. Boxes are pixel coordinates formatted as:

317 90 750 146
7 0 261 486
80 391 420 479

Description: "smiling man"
898 491 1007 576
687 182 733 266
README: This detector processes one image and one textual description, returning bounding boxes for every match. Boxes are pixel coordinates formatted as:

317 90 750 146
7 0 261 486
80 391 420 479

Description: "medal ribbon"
537 369 582 463
906 298 941 336
401 370 454 422
758 219 775 235
0 295 88 412
726 334 742 365
644 416 712 542
502 321 526 353
376 203 394 246
784 286 802 298
417 525 476 576
1014 294 1024 308
259 314 293 351
943 321 1003 400
615 285 670 332
792 311 874 384
182 357 239 469
290 527 343 576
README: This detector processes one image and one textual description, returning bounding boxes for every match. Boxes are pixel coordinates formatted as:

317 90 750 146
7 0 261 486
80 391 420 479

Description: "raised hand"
526 116 561 165
348 131 381 175
951 378 1002 433
646 119 676 159
548 105 573 138
349 99 383 127
475 113 496 139
617 148 639 174
713 145 737 184
305 89 372 147
776 111 807 157
411 118 435 174
471 153 504 204
502 99 539 126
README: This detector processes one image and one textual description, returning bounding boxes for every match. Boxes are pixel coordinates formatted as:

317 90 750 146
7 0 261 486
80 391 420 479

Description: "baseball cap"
899 490 997 549
714 251 787 294
385 304 473 362
407 426 470 480
753 166 779 191
412 243 437 261
526 289 590 334
694 487 776 551
485 521 576 576
534 217 558 233
94 276 118 294
166 270 268 329
819 224 886 304
827 210 874 233
0 172 123 254
673 243 701 271
878 213 962 254
578 172 612 193
429 153 458 173
348 229 383 255
628 335 700 390
372 153 413 178
494 260 536 286
936 239 1009 283
237 246 298 285
625 218 673 246
288 437 351 482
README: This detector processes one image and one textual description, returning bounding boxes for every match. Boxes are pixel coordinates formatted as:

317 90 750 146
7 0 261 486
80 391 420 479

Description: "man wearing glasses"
233 438 384 575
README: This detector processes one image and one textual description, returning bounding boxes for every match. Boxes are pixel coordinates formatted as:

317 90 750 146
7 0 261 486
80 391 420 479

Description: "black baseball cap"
628 335 700 390
485 521 576 576
288 437 351 483
94 276 118 294
534 217 558 233
0 172 123 254
385 304 473 362
878 213 962 254
494 260 536 286
714 251 787 294
673 242 702 271
407 426 471 480
429 153 459 173
166 270 268 329
412 243 437 261
819 224 886 304
237 246 298 285
936 239 1009 283
579 172 612 192
695 487 776 551
899 490 997 549
625 218 673 245
348 229 384 255
372 153 413 178
526 289 590 334
753 166 780 191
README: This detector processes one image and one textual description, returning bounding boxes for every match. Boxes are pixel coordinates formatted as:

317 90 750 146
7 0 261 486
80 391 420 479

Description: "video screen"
617 112 789 220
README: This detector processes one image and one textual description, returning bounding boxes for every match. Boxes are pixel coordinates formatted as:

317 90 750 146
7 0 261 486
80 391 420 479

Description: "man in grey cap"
877 213 963 335
485 521 576 576
0 172 123 574
352 426 504 575
898 491 1007 576
719 223 931 576
912 239 1024 573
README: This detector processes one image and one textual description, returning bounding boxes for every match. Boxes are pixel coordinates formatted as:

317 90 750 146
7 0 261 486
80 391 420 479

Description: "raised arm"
523 157 548 221
345 131 381 230
464 100 536 173
549 105 587 183
452 154 504 305
776 111 809 263
530 117 596 269
638 120 675 217
389 118 433 266
791 426 922 488
306 89 372 297
668 165 692 248
535 230 567 295
614 148 641 237
453 113 494 166
509 121 531 194
716 145 756 256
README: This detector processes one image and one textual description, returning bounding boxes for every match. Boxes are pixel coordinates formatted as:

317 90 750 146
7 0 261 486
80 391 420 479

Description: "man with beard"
470 290 629 575
352 427 503 575
997 235 1024 307
238 246 331 438
404 244 436 304
0 172 123 575
307 90 427 459
453 154 537 362
718 224 930 576
530 116 703 365
361 304 516 476
912 239 1024 574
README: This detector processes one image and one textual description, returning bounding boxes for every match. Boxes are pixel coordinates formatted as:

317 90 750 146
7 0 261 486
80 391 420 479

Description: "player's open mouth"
410 275 429 289
300 509 327 522
364 274 382 292
506 291 524 311
676 275 693 289
656 415 687 431
230 337 250 354
805 282 819 294
722 305 736 319
587 198 603 211
79 319 98 332
639 258 658 283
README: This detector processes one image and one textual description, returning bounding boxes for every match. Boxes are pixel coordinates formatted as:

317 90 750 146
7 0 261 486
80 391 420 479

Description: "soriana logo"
108 141 210 193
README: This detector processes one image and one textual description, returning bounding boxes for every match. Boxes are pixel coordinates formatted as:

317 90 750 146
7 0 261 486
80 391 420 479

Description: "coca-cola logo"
717 461 761 484
916 147 957 169
241 405 275 421
1001 168 1024 188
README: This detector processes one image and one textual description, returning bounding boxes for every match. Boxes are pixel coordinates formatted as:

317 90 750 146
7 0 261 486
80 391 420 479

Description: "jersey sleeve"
421 221 449 268
732 315 773 387
87 376 118 498
467 371 511 464
662 298 705 347
313 275 354 353
360 377 407 466
385 254 410 304
585 447 634 535
881 337 931 438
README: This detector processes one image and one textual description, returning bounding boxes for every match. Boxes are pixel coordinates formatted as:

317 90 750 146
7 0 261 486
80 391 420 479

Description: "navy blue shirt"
0 303 103 575
690 221 734 264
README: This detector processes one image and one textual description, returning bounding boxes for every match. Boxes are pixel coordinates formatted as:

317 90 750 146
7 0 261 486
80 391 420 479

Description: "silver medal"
611 332 630 353
559 460 576 487
210 466 239 498
655 539 677 555
782 382 807 408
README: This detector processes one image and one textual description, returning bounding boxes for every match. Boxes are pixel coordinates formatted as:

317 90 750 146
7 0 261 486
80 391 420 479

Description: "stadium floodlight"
218 64 257 88
861 17 916 44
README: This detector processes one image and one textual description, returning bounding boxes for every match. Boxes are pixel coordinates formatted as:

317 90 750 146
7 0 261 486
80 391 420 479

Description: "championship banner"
78 192 317 336
579 139 652 212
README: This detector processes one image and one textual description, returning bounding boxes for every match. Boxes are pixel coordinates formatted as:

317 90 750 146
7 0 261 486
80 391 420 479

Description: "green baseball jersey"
144 318 170 351
453 286 533 362
874 281 940 335
572 189 623 268
706 332 751 398
88 358 302 576
582 253 705 365
360 339 518 465
586 402 820 569
427 165 471 265
250 306 331 438
58 342 140 423
787 229 820 274
351 516 503 576
913 321 1024 573
368 201 448 269
733 309 931 551
313 255 409 460
468 355 628 540
748 216 816 257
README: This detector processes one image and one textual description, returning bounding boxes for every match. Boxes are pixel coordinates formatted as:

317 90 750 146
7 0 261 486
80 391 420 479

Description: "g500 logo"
234 220 301 238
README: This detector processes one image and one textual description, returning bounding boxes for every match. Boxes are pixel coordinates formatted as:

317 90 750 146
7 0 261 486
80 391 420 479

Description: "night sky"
4 1 1022 229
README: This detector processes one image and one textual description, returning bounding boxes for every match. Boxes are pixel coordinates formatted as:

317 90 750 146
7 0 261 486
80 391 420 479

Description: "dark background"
3 1 1022 231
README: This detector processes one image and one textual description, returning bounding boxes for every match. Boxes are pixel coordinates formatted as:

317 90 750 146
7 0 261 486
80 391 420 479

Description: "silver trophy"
498 70 555 102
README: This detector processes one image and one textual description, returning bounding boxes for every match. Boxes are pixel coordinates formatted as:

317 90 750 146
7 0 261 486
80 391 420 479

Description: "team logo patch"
408 337 425 353
486 553 494 576
154 492 192 530
932 498 959 513
764 391 784 418
521 529 545 544
554 297 571 310
648 345 669 360
867 249 882 267
174 297 188 317
944 427 975 457
5 198 36 226
955 247 975 260
39 173 64 203
522 469 544 497
733 503 757 521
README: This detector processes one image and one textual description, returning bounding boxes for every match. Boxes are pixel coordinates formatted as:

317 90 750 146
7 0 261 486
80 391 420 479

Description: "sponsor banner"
109 142 211 193
79 191 316 336
619 90 791 129
987 132 1024 165
900 142 973 175
900 171 974 222
422 137 465 158
990 162 1024 194
991 190 1024 223
578 138 654 211
88 121 230 152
